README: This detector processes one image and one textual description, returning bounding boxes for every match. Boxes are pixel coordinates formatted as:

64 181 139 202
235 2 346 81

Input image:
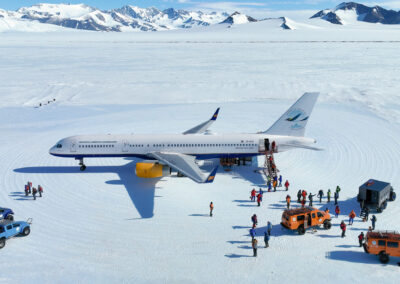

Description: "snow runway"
0 101 399 283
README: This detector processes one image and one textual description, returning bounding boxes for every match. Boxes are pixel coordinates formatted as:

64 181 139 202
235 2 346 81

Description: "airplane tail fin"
264 92 319 137
204 166 219 183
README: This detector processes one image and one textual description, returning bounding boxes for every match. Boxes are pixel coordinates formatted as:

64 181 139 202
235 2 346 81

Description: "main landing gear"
77 158 86 171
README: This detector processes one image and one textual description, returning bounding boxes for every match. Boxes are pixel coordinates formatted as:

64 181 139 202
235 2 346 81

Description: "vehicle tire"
390 192 396 201
80 165 86 171
0 238 5 249
6 214 14 221
323 221 332 230
381 202 387 210
379 252 389 264
298 225 305 235
376 207 382 213
22 227 30 236
363 243 369 253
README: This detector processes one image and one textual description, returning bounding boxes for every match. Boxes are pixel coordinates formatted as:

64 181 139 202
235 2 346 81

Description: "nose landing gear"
77 158 86 171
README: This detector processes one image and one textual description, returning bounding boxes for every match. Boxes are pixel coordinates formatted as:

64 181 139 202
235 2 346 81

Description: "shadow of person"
14 161 160 219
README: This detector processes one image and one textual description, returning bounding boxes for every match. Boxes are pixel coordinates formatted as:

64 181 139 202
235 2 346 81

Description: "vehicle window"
387 242 399 248
12 224 20 228
317 212 323 218
312 213 316 218
6 225 12 230
297 215 305 221
378 240 386 246
0 226 4 233
0 209 4 213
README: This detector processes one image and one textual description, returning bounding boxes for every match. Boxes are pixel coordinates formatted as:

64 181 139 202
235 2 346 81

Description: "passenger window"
12 224 20 228
378 240 386 246
6 225 12 230
317 212 323 218
0 227 4 233
388 242 399 248
297 215 305 221
312 213 316 218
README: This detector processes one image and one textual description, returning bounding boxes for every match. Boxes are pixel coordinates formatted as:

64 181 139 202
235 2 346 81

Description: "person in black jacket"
308 193 316 207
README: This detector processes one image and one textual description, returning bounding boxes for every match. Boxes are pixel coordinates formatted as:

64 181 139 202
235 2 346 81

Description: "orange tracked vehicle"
281 207 331 235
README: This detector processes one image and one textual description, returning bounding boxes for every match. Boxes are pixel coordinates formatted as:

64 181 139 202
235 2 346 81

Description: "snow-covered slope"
311 2 400 25
220 11 257 25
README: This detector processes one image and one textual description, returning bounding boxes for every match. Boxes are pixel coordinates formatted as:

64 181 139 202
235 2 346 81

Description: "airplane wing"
148 152 218 183
183 108 220 135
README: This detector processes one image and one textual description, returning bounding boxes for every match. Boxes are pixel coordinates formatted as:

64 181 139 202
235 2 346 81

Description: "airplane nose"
49 146 56 155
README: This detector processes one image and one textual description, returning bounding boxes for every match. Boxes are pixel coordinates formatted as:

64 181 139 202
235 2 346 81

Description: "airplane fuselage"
49 133 316 160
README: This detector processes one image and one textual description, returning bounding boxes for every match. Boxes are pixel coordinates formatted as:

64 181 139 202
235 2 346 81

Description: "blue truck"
0 219 32 249
0 207 14 221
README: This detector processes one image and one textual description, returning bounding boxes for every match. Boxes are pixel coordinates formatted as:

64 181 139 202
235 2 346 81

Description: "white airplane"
49 93 320 183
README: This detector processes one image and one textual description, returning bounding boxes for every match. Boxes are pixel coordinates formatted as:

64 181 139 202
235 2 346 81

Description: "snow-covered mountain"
2 3 230 32
311 2 400 25
220 11 257 25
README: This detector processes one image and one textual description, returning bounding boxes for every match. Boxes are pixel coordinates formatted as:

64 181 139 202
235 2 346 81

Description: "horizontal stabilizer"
280 143 323 151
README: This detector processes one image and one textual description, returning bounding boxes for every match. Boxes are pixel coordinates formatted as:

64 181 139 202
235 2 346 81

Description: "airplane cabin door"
70 141 77 152
122 140 129 152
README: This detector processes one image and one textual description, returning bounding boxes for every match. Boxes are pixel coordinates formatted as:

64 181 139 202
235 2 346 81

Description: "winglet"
205 166 219 183
210 108 220 121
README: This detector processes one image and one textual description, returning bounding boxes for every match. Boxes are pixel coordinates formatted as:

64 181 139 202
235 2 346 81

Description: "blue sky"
1 0 399 12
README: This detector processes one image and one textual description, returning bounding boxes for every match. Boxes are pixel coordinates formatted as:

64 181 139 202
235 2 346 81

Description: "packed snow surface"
0 29 399 283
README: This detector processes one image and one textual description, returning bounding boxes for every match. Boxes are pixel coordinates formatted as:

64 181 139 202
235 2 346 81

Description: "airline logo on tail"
286 108 309 122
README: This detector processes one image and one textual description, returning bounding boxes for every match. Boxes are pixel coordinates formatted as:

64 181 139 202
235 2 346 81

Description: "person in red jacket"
286 195 291 209
251 214 258 228
358 232 365 247
24 184 29 196
302 190 307 199
257 193 262 207
250 189 256 202
301 198 306 208
335 205 340 218
38 185 43 198
340 221 346 238
284 180 290 191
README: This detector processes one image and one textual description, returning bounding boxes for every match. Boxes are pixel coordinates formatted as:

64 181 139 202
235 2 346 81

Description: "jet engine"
135 162 171 178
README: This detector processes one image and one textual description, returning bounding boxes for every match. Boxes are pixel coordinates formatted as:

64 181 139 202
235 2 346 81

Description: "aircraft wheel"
80 165 86 171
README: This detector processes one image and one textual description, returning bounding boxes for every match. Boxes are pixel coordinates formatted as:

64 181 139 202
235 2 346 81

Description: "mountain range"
0 2 400 32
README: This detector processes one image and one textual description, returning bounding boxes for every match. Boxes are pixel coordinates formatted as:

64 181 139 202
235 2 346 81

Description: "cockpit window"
56 144 62 148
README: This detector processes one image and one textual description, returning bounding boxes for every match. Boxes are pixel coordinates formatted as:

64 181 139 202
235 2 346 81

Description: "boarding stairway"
263 150 279 180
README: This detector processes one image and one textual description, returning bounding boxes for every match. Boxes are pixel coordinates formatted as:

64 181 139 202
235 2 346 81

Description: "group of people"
250 188 264 207
250 218 272 257
295 186 342 208
24 181 43 200
266 175 289 192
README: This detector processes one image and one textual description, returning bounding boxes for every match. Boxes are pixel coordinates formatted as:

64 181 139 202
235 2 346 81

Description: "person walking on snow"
349 210 356 225
24 184 29 196
334 191 339 205
301 198 306 208
358 232 365 247
308 193 316 207
327 189 331 203
302 190 307 200
252 238 258 257
257 193 262 207
251 214 258 228
336 185 341 198
28 181 32 194
209 202 214 217
370 215 377 230
267 181 272 192
273 180 277 192
32 187 37 200
335 205 340 218
264 231 270 248
278 175 282 187
250 228 256 241
340 221 346 238
297 190 302 203
267 221 272 236
285 180 290 191
286 195 291 210
38 185 43 198
318 189 324 203
250 189 256 202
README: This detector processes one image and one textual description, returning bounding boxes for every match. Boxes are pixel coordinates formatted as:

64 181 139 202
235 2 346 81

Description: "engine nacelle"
135 162 171 178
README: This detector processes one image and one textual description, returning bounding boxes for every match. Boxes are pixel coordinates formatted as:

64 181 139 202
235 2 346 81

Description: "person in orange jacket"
273 180 277 192
209 202 214 217
335 205 340 218
349 210 356 225
286 195 291 209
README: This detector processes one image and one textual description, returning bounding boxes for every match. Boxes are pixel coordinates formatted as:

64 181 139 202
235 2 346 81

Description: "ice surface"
0 29 399 282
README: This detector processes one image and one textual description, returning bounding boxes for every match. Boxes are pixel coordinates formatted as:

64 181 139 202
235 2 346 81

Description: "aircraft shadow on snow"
14 161 268 219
